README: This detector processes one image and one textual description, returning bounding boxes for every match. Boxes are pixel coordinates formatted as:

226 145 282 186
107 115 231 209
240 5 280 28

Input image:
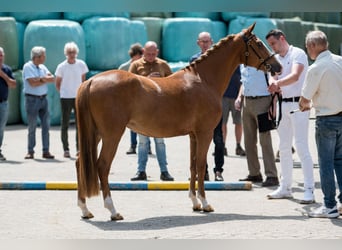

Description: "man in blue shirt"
0 47 16 161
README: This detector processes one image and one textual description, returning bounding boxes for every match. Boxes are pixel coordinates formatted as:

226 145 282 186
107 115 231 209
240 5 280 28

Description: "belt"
245 95 270 99
25 93 47 99
282 96 300 102
0 99 7 103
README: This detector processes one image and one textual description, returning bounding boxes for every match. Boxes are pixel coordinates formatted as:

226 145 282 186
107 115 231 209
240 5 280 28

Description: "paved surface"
0 118 341 239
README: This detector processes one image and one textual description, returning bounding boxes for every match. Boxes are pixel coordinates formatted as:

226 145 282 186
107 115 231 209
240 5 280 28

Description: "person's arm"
0 69 16 88
55 76 62 92
234 85 244 111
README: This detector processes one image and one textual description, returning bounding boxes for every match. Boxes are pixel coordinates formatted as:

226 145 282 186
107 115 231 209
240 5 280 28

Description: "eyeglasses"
199 40 211 44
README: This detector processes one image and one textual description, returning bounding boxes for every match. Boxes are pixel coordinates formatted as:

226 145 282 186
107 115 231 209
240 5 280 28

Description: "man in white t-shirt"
55 42 89 157
265 29 315 204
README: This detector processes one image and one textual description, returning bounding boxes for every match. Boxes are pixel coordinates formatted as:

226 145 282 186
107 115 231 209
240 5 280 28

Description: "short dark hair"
128 43 143 58
265 29 286 40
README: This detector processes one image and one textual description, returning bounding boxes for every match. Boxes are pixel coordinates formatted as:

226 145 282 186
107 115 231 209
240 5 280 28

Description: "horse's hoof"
111 213 124 221
192 204 202 212
203 205 214 213
81 212 94 219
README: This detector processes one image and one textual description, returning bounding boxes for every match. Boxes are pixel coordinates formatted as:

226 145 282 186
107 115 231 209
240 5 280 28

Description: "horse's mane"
185 34 235 71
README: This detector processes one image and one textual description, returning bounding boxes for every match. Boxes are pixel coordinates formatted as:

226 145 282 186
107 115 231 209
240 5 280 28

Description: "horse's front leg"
76 158 94 219
189 134 201 211
196 133 214 213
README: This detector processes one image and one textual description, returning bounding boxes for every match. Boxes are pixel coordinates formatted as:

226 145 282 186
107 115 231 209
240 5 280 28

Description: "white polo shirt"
275 45 308 98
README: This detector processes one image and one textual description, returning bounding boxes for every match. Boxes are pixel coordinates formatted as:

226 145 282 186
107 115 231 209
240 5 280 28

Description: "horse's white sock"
104 196 117 215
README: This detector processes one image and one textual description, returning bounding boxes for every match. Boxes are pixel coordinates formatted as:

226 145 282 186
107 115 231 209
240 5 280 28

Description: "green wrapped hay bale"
86 70 104 80
23 20 86 73
9 12 62 23
314 23 342 55
16 22 26 70
168 61 189 73
63 12 130 22
174 12 221 21
162 18 216 62
83 17 147 70
7 70 22 125
20 82 61 126
222 12 270 22
132 17 164 56
0 17 19 70
130 12 172 18
211 21 227 42
228 17 277 45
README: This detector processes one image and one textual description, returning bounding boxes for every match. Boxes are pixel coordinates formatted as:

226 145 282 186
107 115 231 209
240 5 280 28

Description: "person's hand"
235 97 242 111
148 72 161 77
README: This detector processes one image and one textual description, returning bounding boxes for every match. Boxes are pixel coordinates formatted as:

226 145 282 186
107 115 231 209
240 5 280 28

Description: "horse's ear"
248 22 256 33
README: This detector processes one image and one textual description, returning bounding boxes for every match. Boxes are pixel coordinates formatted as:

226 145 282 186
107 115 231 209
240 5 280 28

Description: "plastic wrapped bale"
9 12 62 23
168 61 189 73
7 70 22 125
221 12 270 22
0 17 19 71
130 12 173 18
63 12 130 22
228 16 277 45
314 23 342 55
23 20 86 73
162 18 216 62
132 17 165 56
83 17 147 70
20 82 61 126
16 22 26 70
174 12 221 21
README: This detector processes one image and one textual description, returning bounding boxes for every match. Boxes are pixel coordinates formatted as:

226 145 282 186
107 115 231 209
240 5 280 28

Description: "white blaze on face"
183 72 201 90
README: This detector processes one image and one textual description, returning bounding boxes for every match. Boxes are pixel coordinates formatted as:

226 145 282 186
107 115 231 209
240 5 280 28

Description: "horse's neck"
194 38 243 96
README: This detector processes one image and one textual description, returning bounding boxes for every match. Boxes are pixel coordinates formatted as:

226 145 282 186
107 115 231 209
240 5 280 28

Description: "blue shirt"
22 61 50 96
0 64 14 100
224 67 242 99
240 65 270 97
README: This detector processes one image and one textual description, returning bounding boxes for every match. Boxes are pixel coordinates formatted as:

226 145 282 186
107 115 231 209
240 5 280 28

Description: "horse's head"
240 23 282 76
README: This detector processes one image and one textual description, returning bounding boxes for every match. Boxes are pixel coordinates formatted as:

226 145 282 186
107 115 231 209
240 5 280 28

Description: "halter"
241 32 275 72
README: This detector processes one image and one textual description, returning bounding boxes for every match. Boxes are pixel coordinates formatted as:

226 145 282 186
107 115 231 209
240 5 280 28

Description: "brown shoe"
64 151 70 158
262 177 279 187
24 152 34 159
42 152 55 159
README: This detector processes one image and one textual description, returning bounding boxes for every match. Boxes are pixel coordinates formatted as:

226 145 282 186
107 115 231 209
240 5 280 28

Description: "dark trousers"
60 98 78 152
206 118 225 173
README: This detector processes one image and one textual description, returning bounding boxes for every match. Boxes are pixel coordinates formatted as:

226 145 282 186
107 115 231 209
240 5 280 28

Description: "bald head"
197 32 213 53
143 41 159 63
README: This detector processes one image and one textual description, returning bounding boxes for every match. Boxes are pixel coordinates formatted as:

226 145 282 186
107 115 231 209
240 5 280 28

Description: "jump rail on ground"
0 181 252 190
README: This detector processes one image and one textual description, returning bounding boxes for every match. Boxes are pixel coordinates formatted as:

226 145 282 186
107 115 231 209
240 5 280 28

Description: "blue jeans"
0 101 9 153
25 95 50 153
137 134 168 173
130 130 137 147
315 115 342 208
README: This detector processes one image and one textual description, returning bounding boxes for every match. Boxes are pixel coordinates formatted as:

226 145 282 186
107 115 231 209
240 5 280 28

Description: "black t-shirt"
0 64 14 100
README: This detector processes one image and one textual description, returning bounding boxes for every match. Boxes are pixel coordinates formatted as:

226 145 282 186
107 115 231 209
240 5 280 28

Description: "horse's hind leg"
97 137 123 221
76 158 94 219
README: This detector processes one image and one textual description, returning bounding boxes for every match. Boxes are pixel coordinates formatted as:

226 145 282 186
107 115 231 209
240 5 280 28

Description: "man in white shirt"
266 29 315 204
55 42 89 157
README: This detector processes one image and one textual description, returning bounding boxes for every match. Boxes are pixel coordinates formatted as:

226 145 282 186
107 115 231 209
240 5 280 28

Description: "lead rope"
264 73 282 127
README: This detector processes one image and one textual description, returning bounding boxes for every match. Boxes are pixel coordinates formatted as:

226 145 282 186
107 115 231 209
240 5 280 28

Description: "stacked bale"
275 18 305 49
63 12 130 22
162 18 226 63
174 12 221 21
228 16 277 45
9 12 62 23
314 22 342 55
222 12 270 22
0 17 19 70
82 17 147 70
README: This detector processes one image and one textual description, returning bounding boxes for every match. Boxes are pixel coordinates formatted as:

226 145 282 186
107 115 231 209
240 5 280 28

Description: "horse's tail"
76 79 100 198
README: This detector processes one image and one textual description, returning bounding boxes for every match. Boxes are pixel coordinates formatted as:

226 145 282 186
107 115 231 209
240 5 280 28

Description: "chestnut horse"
75 23 282 220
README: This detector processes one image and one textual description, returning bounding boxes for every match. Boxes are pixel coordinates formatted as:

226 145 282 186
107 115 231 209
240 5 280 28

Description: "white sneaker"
267 187 293 199
300 188 315 204
308 205 339 218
